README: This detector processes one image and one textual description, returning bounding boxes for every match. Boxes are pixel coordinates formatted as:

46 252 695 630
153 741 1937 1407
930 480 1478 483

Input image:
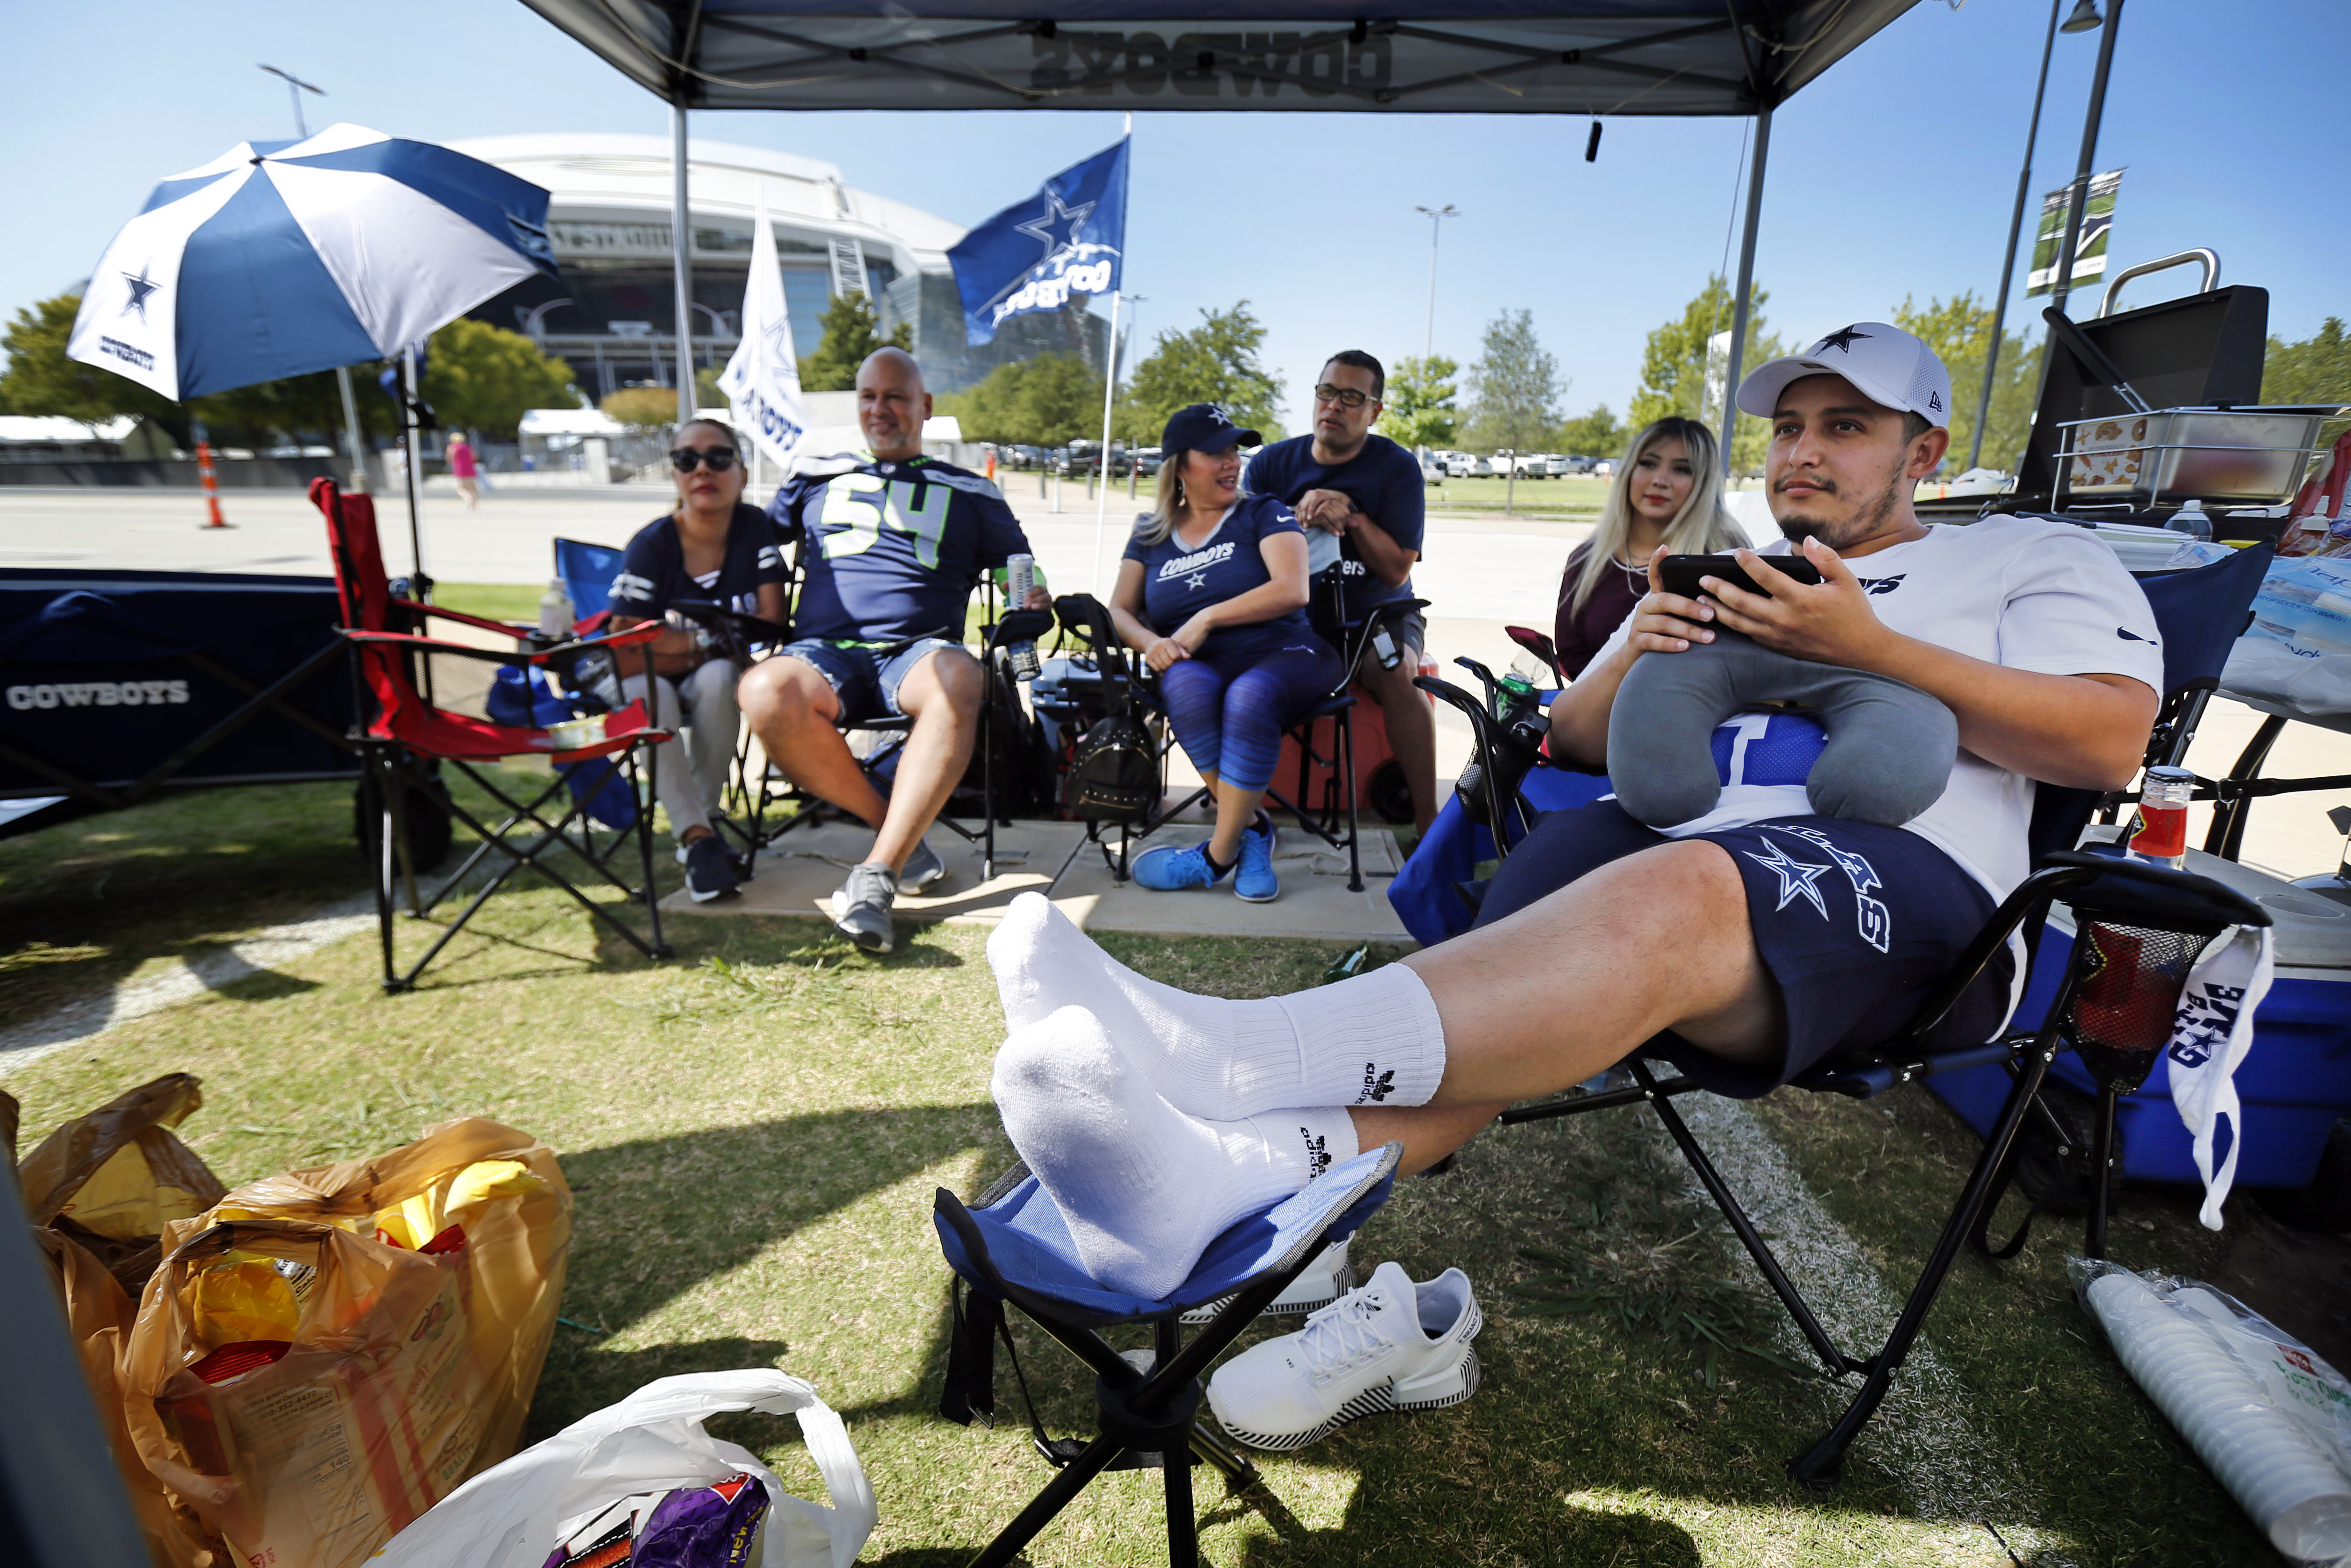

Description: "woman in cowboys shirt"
1109 404 1344 902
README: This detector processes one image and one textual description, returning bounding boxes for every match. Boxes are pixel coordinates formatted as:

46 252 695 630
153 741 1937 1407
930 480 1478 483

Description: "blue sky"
5 1 2343 425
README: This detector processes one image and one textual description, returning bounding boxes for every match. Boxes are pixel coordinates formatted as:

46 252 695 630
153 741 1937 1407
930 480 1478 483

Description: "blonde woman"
1552 416 1745 678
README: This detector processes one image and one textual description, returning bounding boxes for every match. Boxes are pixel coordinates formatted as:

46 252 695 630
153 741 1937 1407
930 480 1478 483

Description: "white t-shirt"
1587 515 2165 899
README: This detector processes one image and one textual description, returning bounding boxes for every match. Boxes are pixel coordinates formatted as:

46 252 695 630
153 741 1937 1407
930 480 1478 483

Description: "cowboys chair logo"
8 679 191 711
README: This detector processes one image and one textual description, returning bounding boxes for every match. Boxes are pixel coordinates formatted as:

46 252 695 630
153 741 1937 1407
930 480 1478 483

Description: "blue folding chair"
553 537 623 631
934 1143 1401 1567
1467 541 2276 1485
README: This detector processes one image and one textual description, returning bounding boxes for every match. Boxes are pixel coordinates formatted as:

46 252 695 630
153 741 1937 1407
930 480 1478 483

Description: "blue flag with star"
947 138 1128 347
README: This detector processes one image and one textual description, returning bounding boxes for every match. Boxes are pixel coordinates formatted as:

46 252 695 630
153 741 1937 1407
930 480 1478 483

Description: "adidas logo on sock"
1359 1064 1397 1104
1300 1128 1332 1176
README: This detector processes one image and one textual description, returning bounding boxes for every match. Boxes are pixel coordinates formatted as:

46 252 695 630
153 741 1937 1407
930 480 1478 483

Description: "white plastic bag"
371 1371 877 1568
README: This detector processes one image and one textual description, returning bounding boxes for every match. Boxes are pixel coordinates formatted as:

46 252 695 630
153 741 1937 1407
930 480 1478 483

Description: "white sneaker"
1180 1237 1355 1325
1206 1261 1482 1452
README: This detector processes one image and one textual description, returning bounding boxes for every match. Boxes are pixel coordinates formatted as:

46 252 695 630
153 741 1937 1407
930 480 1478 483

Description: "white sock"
987 893 1446 1119
991 1005 1359 1301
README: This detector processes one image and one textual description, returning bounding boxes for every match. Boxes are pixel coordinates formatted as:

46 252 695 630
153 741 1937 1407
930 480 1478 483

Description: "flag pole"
1091 115 1132 596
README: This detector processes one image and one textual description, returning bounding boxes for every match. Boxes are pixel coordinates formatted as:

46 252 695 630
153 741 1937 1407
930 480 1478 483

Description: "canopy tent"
516 0 1921 452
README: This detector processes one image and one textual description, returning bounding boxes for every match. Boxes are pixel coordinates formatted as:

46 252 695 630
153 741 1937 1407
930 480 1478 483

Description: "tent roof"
518 1 1917 115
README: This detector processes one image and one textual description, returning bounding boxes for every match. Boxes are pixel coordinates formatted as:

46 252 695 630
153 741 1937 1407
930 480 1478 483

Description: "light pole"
1968 0 2100 472
261 65 369 492
258 64 323 138
1414 204 1459 361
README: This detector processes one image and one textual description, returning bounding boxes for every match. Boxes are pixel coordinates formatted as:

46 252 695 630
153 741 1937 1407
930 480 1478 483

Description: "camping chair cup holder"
313 482 678 993
934 1144 1402 1568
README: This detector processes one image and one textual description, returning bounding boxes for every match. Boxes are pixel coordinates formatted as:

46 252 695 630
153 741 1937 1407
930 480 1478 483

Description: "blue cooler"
1930 842 2351 1191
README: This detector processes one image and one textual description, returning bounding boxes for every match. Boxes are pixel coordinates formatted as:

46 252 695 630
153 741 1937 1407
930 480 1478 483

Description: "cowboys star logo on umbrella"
119 265 161 322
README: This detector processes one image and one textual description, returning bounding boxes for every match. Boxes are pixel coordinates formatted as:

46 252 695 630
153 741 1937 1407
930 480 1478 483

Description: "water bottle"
2128 765 2195 870
2166 499 2213 540
537 578 574 639
1005 554 1042 682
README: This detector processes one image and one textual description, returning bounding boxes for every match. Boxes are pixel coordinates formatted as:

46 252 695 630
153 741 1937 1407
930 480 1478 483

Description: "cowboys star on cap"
1013 189 1097 270
1814 324 1871 354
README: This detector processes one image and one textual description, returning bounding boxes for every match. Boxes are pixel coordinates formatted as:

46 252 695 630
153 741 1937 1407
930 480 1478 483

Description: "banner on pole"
949 139 1129 347
718 197 810 473
2028 169 2124 297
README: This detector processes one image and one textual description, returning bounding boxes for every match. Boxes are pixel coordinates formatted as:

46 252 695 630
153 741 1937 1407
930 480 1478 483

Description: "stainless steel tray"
2056 407 2340 506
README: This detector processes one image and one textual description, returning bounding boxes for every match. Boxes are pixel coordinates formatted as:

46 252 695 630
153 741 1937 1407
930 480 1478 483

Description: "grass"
1424 476 1606 519
0 786 2292 1566
434 581 547 624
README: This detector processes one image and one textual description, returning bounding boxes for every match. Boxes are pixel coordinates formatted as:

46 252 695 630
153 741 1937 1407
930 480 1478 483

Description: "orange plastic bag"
123 1219 486 1568
188 1117 572 1469
17 1072 227 1295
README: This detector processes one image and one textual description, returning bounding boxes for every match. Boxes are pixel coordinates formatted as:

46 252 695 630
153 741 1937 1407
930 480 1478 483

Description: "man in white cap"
972 322 2166 1445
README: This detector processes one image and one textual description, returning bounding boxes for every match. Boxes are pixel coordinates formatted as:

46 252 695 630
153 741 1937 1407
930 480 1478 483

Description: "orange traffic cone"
197 440 230 529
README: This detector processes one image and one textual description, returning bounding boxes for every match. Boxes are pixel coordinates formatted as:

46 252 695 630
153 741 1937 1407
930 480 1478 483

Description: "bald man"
746 348 1048 954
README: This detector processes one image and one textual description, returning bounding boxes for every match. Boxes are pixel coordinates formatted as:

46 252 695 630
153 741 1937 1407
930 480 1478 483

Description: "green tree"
1377 354 1460 452
1630 276 1779 473
936 352 1103 446
2266 317 2351 461
1556 404 1626 460
601 387 679 431
1118 303 1283 446
1464 309 1561 514
1892 293 2040 476
798 293 911 393
0 293 179 426
420 318 579 441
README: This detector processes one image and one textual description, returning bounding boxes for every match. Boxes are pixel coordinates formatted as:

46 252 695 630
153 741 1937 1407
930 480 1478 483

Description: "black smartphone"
1658 553 1824 601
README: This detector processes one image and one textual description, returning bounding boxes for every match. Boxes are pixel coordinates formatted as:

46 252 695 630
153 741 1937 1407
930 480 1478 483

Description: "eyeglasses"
1313 384 1375 410
670 446 739 473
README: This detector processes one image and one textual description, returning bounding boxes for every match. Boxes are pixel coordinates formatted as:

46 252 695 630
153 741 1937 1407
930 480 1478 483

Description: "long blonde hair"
1132 445 1198 548
1567 416 1746 616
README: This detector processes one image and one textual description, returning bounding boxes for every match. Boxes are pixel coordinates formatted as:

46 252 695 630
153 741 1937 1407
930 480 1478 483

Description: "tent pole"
2046 0 2125 323
672 98 697 429
402 345 429 598
1971 0 2064 473
1718 99 1772 478
1091 290 1123 596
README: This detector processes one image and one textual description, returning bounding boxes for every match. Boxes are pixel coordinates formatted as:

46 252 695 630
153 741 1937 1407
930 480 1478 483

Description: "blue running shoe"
1233 820 1279 902
1132 840 1229 891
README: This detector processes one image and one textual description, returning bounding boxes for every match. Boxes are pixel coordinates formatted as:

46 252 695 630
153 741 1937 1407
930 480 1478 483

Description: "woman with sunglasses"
1111 404 1345 902
599 418 789 902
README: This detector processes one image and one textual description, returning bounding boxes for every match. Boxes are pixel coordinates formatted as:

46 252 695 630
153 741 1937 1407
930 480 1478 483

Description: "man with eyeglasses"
742 346 1049 953
1244 351 1437 832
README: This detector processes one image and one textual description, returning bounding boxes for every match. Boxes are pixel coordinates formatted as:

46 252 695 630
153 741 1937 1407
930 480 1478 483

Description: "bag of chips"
16 1072 227 1294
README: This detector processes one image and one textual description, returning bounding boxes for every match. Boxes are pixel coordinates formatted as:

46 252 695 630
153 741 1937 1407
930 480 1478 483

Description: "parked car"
1418 453 1445 485
1591 458 1616 478
1557 454 1596 476
1443 450 1490 478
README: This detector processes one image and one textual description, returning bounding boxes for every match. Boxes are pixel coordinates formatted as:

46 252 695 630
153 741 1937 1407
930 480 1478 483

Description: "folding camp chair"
934 1143 1400 1567
311 481 676 992
1454 541 2276 1484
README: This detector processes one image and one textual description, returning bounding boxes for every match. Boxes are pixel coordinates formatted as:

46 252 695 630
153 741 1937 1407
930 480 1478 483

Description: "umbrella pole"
402 345 430 600
336 365 369 493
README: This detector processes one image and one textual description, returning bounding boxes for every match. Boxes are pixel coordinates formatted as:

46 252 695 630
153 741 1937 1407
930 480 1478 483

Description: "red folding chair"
311 479 676 992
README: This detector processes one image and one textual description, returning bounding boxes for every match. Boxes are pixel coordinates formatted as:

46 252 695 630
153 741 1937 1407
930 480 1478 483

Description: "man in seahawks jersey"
743 347 1048 953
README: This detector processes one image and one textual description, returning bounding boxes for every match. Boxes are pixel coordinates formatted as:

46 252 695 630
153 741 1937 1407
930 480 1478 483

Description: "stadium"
449 133 1108 399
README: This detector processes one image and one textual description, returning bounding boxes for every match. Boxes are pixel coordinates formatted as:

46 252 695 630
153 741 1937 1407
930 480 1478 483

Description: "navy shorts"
780 636 960 725
1473 800 2014 1098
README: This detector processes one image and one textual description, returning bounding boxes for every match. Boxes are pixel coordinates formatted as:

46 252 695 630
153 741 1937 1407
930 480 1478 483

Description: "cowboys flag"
947 138 1128 347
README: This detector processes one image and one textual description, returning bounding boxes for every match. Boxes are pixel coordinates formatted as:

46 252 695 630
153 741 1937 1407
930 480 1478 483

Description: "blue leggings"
1157 637 1346 794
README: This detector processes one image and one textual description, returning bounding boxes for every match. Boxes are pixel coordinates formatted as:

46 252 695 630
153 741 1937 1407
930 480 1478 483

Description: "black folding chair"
1451 542 2277 1483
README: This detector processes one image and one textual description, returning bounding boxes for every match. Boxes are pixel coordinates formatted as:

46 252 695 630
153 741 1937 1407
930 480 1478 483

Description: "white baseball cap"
1734 321 1953 428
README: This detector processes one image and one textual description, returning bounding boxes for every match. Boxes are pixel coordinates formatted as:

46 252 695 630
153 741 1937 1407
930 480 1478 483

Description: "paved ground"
7 482 2346 881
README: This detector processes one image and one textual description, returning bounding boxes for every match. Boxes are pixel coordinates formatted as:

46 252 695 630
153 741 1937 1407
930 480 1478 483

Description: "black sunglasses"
1313 383 1375 409
671 446 739 473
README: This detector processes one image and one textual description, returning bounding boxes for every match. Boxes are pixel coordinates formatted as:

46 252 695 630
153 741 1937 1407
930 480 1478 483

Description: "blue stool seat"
932 1143 1400 1567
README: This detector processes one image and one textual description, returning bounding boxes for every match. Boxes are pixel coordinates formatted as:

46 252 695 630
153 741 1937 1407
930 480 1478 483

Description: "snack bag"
17 1073 228 1294
123 1219 486 1568
191 1117 572 1467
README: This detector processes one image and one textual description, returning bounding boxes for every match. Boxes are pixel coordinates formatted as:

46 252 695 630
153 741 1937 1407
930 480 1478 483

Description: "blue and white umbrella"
68 123 559 401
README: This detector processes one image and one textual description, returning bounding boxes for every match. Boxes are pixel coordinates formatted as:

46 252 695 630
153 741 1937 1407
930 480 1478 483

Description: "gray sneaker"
829 861 898 953
900 837 948 894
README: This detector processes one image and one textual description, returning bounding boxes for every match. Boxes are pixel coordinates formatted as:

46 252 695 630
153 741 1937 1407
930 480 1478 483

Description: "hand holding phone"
1658 552 1825 602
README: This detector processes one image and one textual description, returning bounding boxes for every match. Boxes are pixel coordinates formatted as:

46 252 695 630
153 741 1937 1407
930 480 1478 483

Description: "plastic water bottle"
1004 554 1042 682
538 578 574 639
2167 499 2214 540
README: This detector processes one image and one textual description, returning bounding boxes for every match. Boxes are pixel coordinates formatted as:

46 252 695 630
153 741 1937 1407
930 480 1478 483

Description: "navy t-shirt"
1122 494 1317 660
610 503 788 620
1244 432 1424 621
771 452 1031 642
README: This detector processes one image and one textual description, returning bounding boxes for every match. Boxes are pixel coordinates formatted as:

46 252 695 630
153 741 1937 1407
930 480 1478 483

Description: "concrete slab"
660 819 1088 925
1053 824 1415 944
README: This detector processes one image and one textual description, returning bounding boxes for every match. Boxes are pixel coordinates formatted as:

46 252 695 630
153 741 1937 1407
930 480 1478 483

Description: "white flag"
717 193 810 475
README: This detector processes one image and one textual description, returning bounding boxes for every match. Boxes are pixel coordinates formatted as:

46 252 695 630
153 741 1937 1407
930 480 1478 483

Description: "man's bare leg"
1351 838 1778 1172
737 656 891 829
1356 648 1439 834
868 648 982 873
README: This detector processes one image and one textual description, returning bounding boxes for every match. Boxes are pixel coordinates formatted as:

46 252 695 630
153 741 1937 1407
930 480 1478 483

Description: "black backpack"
1053 593 1159 823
